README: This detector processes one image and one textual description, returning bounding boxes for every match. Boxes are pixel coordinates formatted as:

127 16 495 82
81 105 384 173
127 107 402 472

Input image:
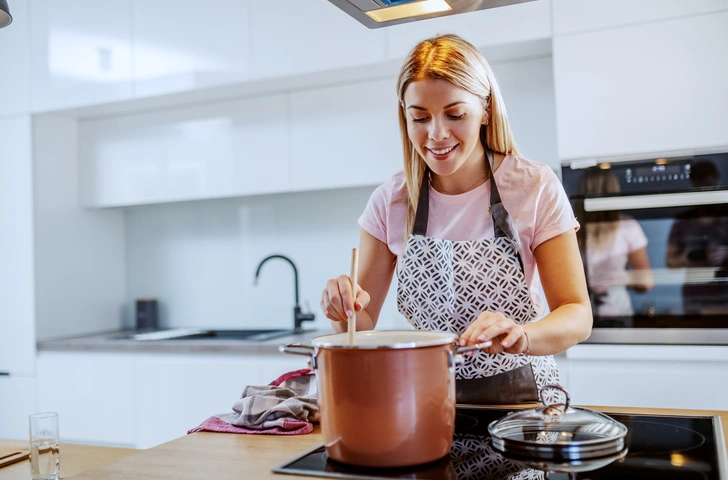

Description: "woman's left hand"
459 311 528 355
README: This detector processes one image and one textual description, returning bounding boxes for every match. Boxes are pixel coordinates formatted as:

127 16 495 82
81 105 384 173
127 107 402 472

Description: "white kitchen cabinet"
0 0 30 117
249 0 387 80
553 0 728 36
79 92 289 207
29 0 133 112
553 12 728 160
491 57 560 172
131 0 250 98
386 0 552 60
0 376 36 441
35 349 308 448
565 345 728 410
36 352 136 446
134 352 308 449
290 79 401 191
0 116 35 376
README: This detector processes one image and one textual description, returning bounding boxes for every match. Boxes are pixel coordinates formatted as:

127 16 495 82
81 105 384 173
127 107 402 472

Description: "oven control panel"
562 152 728 196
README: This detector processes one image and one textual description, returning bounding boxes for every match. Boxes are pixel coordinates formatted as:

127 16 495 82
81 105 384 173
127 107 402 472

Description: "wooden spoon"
348 248 359 345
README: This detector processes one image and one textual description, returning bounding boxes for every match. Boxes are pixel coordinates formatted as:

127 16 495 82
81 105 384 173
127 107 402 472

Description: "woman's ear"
481 102 490 125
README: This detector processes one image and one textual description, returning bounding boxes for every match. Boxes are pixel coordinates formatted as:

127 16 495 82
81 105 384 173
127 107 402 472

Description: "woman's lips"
427 144 458 161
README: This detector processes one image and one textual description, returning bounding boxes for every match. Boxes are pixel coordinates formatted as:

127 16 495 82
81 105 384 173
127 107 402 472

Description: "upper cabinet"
0 0 30 117
79 93 289 207
131 0 251 98
29 0 133 112
386 0 552 60
552 0 728 35
290 79 401 191
553 11 728 160
249 0 387 79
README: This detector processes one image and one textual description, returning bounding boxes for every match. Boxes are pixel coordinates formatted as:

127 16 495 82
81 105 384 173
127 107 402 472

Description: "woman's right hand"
321 274 371 323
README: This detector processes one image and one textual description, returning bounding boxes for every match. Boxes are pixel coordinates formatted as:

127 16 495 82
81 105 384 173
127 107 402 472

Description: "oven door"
577 188 728 345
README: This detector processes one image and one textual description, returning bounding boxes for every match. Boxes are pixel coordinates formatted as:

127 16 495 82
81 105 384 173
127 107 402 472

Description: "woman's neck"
431 152 504 195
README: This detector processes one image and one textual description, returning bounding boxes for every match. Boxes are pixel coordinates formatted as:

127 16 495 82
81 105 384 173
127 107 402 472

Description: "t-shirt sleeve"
624 218 648 252
532 168 580 250
358 182 390 245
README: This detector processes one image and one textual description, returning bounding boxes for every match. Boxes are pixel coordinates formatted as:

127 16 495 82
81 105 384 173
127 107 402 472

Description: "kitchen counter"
11 405 725 480
36 329 327 354
0 440 137 480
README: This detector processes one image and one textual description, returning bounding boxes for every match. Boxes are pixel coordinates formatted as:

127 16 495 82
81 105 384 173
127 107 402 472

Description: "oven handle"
584 189 728 212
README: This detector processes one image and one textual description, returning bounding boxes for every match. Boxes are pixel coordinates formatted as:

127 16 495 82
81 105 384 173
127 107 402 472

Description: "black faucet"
254 254 315 334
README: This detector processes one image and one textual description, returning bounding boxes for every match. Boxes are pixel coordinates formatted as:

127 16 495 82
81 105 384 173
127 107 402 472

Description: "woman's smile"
427 144 459 160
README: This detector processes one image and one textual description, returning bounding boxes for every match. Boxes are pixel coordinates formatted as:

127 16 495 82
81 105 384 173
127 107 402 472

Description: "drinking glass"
29 412 60 480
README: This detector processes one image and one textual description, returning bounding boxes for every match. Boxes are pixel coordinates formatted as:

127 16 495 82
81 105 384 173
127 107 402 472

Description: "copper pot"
281 330 488 468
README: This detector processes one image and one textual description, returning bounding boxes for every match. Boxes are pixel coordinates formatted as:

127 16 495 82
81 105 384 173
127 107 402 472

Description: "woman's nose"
428 118 449 141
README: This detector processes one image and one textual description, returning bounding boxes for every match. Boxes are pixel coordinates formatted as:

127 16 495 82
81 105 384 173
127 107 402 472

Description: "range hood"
328 0 535 29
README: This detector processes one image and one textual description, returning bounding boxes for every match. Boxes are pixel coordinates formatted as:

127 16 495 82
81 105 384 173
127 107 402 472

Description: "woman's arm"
323 229 396 333
627 246 654 292
459 230 592 355
527 229 593 355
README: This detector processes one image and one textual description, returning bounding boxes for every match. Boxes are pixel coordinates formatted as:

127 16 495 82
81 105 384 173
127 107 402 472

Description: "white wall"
124 187 407 332
33 116 127 340
121 55 557 333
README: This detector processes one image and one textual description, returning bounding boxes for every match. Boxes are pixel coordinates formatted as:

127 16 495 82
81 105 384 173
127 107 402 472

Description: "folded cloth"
188 368 318 436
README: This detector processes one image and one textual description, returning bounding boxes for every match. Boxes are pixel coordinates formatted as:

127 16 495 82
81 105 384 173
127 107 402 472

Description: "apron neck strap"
485 149 502 208
413 170 430 236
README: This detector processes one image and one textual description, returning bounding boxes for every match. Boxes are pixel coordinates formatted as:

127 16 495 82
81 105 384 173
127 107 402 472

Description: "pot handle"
539 384 571 410
279 343 317 369
455 341 492 355
452 341 493 367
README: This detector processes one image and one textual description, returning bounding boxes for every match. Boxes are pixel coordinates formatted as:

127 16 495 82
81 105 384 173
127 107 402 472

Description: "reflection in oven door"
563 153 728 343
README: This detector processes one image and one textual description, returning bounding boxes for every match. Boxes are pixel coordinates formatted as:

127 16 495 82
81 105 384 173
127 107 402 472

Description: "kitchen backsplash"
125 185 407 332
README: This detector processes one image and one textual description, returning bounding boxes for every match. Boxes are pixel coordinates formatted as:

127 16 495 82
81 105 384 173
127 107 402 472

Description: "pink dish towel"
188 368 318 436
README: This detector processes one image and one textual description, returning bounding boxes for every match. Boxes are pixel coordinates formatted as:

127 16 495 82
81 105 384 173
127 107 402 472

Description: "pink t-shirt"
358 154 580 317
586 216 648 293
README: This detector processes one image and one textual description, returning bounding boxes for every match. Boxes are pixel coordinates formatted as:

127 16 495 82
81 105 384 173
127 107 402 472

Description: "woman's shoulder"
500 154 560 192
372 170 408 203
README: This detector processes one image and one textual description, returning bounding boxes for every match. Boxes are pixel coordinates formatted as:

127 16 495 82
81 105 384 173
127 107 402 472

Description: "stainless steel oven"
562 148 728 345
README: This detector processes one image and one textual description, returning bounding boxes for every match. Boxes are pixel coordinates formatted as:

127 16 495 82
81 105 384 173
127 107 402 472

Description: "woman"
320 34 592 404
575 167 654 318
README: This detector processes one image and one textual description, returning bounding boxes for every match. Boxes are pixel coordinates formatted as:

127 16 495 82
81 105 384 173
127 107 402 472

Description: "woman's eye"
412 117 429 123
448 113 466 120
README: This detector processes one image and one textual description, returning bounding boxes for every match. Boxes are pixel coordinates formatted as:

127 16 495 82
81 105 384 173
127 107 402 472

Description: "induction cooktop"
273 406 728 479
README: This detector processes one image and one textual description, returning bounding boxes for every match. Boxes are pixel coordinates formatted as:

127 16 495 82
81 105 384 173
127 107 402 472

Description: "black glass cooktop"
273 406 727 480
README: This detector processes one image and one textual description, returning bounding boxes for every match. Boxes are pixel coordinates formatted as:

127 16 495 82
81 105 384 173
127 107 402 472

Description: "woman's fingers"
337 274 356 317
459 312 528 354
322 277 347 321
354 289 370 311
321 275 371 322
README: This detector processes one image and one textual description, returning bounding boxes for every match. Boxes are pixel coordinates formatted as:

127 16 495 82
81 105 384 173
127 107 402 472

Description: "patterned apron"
397 150 560 405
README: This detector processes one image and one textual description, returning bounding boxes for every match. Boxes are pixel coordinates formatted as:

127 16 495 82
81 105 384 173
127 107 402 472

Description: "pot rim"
311 330 458 349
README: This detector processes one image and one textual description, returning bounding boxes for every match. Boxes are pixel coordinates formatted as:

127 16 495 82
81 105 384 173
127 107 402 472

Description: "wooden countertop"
7 405 722 480
0 440 138 480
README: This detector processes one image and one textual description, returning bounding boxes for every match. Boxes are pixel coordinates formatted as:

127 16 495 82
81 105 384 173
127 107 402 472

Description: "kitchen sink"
112 328 304 342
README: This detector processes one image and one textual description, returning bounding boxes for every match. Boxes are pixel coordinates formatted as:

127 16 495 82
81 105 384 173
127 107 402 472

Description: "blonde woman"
574 167 654 318
320 34 591 404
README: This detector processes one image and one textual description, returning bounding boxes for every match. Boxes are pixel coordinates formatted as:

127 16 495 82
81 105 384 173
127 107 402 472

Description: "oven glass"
578 205 728 327
562 153 728 330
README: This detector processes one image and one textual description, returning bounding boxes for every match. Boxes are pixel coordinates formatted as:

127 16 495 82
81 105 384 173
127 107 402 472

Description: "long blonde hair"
574 167 621 252
396 34 521 236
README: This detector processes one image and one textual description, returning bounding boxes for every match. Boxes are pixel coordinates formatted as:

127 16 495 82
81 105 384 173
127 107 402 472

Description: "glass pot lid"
488 385 628 460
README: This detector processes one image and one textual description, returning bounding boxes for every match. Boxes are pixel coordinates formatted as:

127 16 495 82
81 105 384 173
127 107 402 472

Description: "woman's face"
403 78 487 180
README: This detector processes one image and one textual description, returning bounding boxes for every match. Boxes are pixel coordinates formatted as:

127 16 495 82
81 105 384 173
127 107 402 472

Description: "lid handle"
539 384 571 411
